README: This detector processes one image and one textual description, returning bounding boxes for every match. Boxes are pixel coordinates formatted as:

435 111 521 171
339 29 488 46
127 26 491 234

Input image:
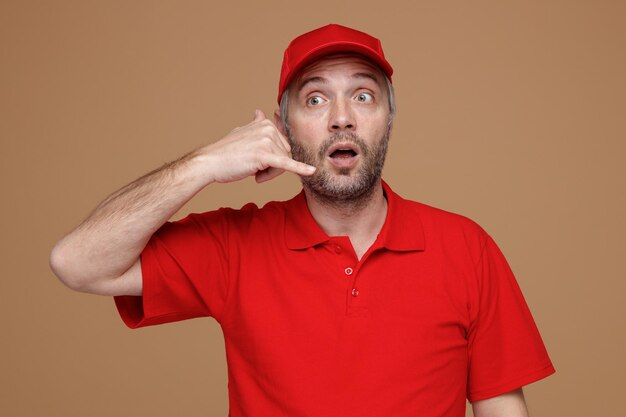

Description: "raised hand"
201 110 316 184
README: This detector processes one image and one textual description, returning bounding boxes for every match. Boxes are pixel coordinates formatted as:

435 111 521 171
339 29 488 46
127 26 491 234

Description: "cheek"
288 113 327 140
291 110 326 129
356 104 389 119
358 112 390 135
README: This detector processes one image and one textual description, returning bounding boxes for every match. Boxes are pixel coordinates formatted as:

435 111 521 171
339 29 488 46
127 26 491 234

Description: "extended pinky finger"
271 155 316 177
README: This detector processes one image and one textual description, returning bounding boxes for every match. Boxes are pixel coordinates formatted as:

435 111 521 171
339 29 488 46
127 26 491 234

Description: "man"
50 24 554 417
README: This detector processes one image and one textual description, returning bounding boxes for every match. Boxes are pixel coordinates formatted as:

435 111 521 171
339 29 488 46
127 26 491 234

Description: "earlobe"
274 110 287 136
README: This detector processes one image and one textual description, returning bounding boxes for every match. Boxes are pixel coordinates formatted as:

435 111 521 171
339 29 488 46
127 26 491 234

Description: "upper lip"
326 142 360 157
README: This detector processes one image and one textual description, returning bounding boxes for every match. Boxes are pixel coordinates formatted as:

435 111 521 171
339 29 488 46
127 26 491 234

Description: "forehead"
293 54 386 87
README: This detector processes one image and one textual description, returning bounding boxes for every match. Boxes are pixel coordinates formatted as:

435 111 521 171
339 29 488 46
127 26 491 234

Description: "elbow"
49 241 89 292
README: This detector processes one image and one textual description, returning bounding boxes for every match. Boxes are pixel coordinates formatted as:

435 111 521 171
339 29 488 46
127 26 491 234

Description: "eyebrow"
296 72 382 94
352 72 381 85
296 76 327 93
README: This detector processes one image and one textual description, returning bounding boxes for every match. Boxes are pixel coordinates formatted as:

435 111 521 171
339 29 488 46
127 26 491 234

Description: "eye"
306 96 325 106
355 92 374 103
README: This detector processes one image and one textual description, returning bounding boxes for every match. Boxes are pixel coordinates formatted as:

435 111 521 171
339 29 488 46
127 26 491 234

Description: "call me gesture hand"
202 110 316 184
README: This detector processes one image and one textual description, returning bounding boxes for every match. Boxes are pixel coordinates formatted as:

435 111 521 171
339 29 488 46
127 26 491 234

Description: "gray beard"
287 128 391 211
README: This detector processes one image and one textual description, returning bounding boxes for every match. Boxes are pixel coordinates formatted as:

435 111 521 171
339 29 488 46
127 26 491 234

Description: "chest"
221 238 473 352
218 238 474 416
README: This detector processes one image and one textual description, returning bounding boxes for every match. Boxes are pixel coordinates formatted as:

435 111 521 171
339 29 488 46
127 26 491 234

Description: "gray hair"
279 75 396 131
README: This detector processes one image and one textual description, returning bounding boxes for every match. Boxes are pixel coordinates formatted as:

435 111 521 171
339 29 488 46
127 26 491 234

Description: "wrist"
181 146 221 186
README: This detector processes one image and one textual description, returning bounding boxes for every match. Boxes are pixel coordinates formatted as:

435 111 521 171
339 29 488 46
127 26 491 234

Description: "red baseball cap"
277 24 393 104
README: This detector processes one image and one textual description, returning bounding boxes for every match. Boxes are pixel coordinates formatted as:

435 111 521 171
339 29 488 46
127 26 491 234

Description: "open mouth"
326 143 360 168
330 148 358 159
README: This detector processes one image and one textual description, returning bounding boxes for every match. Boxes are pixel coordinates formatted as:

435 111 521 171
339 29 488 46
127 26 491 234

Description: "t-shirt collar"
284 180 425 252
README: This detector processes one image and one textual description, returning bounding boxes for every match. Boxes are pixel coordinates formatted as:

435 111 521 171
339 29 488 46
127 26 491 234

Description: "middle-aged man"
50 24 555 417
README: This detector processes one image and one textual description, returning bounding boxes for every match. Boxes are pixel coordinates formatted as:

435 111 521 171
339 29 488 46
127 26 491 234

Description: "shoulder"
396 193 488 241
171 196 294 233
385 184 491 262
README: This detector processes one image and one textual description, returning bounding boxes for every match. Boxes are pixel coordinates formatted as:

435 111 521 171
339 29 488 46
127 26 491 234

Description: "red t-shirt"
115 181 555 416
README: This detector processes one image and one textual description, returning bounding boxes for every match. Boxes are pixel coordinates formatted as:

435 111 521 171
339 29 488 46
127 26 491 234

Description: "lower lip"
327 154 360 169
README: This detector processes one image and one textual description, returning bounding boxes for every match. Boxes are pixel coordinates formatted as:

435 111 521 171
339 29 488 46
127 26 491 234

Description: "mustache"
317 132 369 159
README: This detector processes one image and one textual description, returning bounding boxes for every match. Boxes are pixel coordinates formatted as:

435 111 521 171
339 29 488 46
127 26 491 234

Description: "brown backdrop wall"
2 1 624 416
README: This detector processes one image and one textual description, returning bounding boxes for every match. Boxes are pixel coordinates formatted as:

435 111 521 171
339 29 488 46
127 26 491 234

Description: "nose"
328 97 355 132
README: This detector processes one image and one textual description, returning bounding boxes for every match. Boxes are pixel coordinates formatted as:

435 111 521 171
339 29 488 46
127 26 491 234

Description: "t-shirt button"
351 288 359 297
344 267 353 276
334 245 342 254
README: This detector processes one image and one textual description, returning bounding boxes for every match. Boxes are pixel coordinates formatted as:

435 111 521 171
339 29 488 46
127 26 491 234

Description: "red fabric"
115 181 554 416
277 24 393 104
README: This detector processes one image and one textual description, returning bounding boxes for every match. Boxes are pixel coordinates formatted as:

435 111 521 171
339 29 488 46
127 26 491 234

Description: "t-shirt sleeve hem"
114 295 144 329
114 295 203 329
467 362 556 402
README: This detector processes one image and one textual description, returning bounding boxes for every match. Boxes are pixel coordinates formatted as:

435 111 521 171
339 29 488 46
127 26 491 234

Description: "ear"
274 109 288 136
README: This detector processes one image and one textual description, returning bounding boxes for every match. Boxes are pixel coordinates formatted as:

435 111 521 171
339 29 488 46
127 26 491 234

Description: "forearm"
50 149 212 291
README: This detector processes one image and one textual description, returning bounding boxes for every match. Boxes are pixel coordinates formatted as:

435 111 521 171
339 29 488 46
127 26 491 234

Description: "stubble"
287 128 391 210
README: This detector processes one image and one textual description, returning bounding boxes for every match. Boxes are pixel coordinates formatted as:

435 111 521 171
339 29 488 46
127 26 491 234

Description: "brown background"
1 1 624 416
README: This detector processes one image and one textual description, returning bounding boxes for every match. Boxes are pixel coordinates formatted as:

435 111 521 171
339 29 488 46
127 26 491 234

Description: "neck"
303 180 388 259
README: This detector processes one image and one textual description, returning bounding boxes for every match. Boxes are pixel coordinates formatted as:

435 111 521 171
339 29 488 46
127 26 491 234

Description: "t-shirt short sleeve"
466 235 555 402
114 209 235 329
